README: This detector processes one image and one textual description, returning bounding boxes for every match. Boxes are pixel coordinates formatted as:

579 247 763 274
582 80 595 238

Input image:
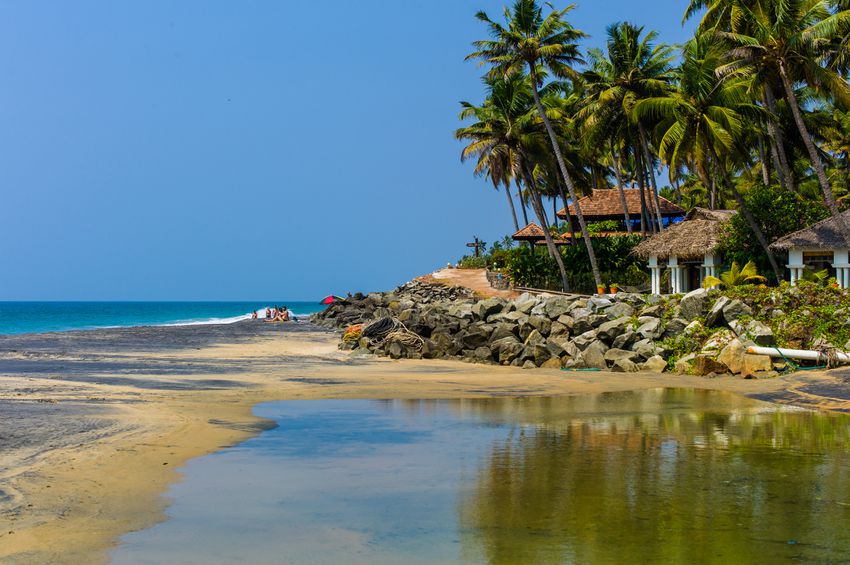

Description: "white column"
668 256 681 294
648 256 661 295
788 249 805 286
702 253 721 288
833 249 849 289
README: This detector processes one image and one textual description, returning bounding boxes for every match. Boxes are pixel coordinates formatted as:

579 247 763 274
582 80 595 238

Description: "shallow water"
111 389 850 564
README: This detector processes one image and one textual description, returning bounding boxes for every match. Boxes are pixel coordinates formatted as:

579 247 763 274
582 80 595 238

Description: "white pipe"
747 346 850 364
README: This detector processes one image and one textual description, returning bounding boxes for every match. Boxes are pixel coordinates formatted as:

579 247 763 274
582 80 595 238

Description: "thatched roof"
632 208 736 260
556 188 686 221
770 210 850 251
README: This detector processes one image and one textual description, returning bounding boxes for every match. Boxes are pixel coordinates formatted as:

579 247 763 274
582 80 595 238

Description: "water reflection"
111 390 850 564
453 390 850 564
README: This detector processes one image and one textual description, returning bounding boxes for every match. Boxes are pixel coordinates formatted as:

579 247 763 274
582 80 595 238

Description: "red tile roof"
557 189 686 220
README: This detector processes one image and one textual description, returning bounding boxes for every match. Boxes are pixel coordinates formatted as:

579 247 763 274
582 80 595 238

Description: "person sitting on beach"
265 307 272 319
252 310 258 320
280 306 290 322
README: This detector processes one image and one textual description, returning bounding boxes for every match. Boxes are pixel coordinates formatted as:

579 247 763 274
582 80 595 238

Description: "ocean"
0 302 325 336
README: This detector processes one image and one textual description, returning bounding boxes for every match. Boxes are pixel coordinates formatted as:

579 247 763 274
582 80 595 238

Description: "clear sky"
0 1 697 300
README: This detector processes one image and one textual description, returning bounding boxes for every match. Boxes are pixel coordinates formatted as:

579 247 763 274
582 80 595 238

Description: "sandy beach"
1 320 850 564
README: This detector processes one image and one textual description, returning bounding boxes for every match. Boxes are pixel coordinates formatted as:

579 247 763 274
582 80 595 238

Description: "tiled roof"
557 189 686 220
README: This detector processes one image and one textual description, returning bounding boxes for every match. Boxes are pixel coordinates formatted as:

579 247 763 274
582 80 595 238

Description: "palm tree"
707 0 850 217
634 36 784 280
468 0 604 290
702 260 768 288
579 22 676 234
456 73 573 290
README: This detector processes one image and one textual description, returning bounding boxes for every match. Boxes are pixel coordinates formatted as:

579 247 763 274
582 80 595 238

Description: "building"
556 188 686 233
632 208 736 295
769 211 850 288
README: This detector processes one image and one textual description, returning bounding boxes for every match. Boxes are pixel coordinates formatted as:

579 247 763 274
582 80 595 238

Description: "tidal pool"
110 389 850 564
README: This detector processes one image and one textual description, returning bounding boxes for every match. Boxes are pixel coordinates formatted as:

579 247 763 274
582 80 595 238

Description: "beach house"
769 210 850 288
556 188 686 234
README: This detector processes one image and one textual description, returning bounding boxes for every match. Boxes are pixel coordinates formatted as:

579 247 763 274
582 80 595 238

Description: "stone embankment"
312 281 778 378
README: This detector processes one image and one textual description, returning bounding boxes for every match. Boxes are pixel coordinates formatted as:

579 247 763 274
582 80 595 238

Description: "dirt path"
419 268 519 299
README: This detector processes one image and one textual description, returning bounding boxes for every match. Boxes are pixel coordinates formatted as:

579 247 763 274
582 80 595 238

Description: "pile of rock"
312 283 778 378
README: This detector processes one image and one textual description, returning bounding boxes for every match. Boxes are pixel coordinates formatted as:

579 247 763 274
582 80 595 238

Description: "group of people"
251 306 296 322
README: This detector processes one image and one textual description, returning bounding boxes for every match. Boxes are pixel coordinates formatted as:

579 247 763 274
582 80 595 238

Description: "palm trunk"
504 181 519 231
635 151 651 236
612 149 633 233
763 83 797 193
521 162 570 292
529 68 602 290
557 180 577 246
639 123 665 232
778 60 840 217
516 183 529 225
757 137 771 187
713 149 782 282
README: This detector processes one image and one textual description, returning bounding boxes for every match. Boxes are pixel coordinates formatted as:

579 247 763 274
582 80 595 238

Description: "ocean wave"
160 307 309 328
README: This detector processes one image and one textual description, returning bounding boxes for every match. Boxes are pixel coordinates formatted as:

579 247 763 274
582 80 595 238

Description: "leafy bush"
457 255 487 269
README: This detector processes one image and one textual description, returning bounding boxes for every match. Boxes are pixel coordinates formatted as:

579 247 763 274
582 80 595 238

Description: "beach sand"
1 321 849 564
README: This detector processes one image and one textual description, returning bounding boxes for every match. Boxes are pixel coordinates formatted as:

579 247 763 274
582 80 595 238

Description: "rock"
684 320 704 336
472 346 494 363
572 330 599 351
514 295 538 314
431 332 461 356
675 353 697 374
493 337 524 365
637 318 662 340
633 340 661 360
570 307 593 322
770 309 785 320
722 299 753 324
742 354 773 377
611 358 639 372
588 315 610 328
540 357 563 369
524 329 546 347
522 360 537 369
588 296 613 311
490 323 518 342
447 303 474 320
602 302 635 320
693 355 730 376
582 341 609 369
527 316 552 337
663 317 688 338
556 315 575 330
705 296 730 327
604 348 642 364
730 320 774 346
533 343 553 365
473 298 505 321
546 340 566 358
549 321 570 338
717 338 747 374
639 304 665 318
461 324 493 349
701 329 736 355
545 297 574 319
597 316 630 343
642 355 668 373
612 331 637 350
680 288 710 320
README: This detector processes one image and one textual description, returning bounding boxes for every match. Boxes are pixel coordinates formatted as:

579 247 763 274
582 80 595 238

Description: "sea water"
0 301 323 335
111 389 850 564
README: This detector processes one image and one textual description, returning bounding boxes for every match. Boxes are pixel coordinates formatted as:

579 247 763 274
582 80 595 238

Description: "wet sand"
2 321 850 564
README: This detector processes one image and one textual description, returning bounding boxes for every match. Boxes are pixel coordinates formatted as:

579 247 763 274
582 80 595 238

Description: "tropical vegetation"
457 0 850 293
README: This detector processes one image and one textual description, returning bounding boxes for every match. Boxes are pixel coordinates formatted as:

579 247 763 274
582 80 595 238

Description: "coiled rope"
362 317 424 351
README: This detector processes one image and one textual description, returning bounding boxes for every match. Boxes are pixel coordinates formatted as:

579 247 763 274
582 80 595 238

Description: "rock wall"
312 282 777 377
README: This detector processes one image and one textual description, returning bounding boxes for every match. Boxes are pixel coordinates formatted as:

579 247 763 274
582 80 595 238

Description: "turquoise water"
0 301 324 335
111 391 850 564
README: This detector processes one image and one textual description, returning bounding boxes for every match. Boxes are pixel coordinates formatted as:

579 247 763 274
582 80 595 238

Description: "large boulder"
514 295 538 314
489 323 519 342
431 332 461 356
675 353 697 374
722 299 753 325
612 331 638 350
642 356 668 373
742 354 773 377
473 297 505 321
545 296 574 319
597 316 631 343
461 324 493 349
602 302 635 320
493 337 524 365
604 348 642 364
524 329 546 348
611 358 639 372
705 296 730 327
533 343 553 365
693 355 730 376
680 288 711 320
549 321 571 338
588 296 613 311
730 320 775 346
663 317 689 339
572 330 599 351
637 318 663 340
472 346 494 363
583 341 609 369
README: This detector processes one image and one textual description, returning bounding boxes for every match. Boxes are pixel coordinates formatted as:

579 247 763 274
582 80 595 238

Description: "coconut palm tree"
634 36 784 280
579 22 677 234
468 0 604 290
706 0 850 217
456 73 573 291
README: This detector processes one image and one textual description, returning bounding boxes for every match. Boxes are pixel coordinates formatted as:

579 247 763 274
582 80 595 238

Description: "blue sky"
0 1 697 300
